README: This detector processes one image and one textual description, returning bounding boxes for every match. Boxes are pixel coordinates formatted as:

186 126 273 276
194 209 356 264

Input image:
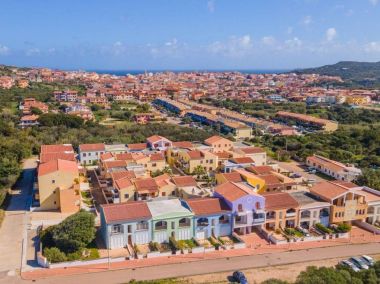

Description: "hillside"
294 61 380 88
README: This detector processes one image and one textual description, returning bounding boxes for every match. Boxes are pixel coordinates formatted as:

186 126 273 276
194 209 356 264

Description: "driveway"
0 158 36 279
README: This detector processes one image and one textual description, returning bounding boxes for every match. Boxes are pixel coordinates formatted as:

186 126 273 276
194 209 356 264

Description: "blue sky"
0 0 380 70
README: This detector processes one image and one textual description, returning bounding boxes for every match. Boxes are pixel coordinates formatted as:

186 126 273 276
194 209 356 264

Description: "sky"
0 0 380 70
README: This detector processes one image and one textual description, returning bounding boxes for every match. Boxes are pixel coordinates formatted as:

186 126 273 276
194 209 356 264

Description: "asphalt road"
0 158 36 278
15 242 380 284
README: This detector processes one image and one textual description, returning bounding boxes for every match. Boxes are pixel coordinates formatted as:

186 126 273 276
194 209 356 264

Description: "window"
152 163 157 167
179 218 190 227
136 221 148 231
124 193 129 199
255 202 261 210
89 152 91 156
52 180 55 184
155 221 167 230
219 215 229 224
83 153 87 157
238 204 243 212
111 224 122 234
162 192 166 196
171 221 175 230
210 159 213 163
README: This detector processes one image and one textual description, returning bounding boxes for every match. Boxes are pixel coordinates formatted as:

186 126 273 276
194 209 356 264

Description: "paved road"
14 242 380 284
0 158 36 279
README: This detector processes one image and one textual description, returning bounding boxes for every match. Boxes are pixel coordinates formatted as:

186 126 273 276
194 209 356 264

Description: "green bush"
337 223 351 233
43 247 67 263
315 223 332 234
51 211 96 253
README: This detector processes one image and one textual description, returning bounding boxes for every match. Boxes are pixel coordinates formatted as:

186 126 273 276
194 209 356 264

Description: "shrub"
337 223 351 233
149 241 160 252
51 211 96 253
40 225 56 249
315 223 332 234
43 247 67 263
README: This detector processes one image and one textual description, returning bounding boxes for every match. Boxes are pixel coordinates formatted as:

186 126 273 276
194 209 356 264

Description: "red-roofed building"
79 143 105 165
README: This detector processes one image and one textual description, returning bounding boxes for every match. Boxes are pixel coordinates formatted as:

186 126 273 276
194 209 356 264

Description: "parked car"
350 257 369 270
290 173 302 178
339 260 361 272
361 255 375 266
232 271 248 284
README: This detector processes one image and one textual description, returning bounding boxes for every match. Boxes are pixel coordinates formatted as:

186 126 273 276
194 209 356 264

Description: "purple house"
214 182 266 234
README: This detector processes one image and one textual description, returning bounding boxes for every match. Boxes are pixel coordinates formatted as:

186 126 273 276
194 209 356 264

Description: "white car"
361 255 375 266
350 257 369 270
340 260 361 272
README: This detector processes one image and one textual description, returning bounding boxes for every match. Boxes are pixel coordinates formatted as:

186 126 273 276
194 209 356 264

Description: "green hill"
294 61 380 88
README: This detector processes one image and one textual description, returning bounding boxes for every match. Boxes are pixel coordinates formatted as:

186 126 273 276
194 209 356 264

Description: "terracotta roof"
104 160 127 169
79 143 105 152
230 157 254 164
215 152 231 159
111 171 136 181
187 198 230 216
154 174 171 187
115 177 133 190
172 176 197 187
102 201 152 223
39 153 76 164
247 166 274 175
115 153 134 161
263 192 299 210
238 147 265 154
259 174 282 185
147 135 170 144
40 144 74 154
204 135 231 146
172 141 193 148
38 159 78 177
187 150 203 159
218 172 243 183
330 180 357 188
215 182 252 202
309 181 350 202
100 152 114 161
134 178 158 192
20 114 39 121
127 143 148 151
150 153 165 161
307 155 345 172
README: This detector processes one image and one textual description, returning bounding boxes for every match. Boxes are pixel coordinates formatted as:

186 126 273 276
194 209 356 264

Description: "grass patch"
314 172 336 181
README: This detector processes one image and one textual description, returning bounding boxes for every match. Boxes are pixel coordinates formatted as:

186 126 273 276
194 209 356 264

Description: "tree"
30 107 43 115
295 266 348 284
51 211 96 253
192 165 206 178
356 169 380 191
261 279 288 284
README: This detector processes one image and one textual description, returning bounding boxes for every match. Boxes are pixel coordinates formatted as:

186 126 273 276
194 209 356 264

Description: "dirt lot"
179 254 380 284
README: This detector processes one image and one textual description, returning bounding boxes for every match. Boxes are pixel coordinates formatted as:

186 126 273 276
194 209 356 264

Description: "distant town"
0 63 380 283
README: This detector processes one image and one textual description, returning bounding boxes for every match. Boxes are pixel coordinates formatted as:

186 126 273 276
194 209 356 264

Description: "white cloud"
284 37 302 49
208 35 253 57
326 28 337 41
369 0 378 6
165 38 178 47
287 27 293 35
25 48 40 56
303 15 312 26
207 0 215 13
364 42 380 53
0 44 10 55
261 36 276 46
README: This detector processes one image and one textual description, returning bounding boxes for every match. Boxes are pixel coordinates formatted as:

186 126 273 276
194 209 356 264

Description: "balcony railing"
197 222 209 227
179 223 191 228
286 212 296 218
154 226 167 231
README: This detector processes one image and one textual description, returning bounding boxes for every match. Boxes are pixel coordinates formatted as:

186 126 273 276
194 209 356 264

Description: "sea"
87 69 289 76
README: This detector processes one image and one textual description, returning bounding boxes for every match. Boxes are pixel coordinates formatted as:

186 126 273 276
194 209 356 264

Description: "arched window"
136 220 148 231
197 217 209 227
155 221 167 230
179 217 191 227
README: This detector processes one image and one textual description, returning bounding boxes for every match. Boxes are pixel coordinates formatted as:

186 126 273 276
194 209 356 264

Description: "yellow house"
177 150 218 174
114 177 135 202
204 135 233 153
233 168 266 193
37 159 79 211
